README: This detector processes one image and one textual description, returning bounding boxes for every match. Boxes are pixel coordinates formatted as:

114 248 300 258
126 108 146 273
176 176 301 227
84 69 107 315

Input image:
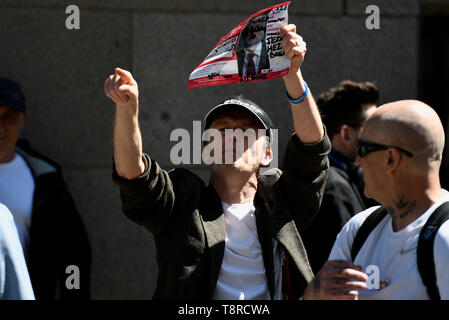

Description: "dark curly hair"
317 80 379 137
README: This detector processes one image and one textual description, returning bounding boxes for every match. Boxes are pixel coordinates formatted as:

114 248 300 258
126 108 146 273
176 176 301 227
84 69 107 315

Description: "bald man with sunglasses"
302 100 449 300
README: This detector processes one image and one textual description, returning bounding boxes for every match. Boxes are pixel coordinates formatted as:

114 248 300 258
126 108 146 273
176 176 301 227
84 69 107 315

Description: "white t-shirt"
213 201 282 300
0 153 35 259
329 190 449 299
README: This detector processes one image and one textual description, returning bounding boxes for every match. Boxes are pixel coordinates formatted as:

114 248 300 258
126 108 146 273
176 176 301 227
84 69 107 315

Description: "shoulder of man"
426 200 449 254
168 167 206 189
433 217 449 298
258 168 282 187
434 218 449 254
343 206 382 233
326 166 352 189
328 206 381 260
334 206 381 247
16 139 59 178
168 168 204 185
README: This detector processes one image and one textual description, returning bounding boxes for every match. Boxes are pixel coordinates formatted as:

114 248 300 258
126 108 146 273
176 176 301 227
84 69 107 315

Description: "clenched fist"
104 68 139 109
303 260 368 300
280 24 307 74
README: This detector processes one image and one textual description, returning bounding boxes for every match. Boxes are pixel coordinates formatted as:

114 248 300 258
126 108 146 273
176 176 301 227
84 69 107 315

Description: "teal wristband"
286 81 309 105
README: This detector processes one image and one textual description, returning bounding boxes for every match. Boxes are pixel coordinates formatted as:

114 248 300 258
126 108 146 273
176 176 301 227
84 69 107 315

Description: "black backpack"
351 201 449 300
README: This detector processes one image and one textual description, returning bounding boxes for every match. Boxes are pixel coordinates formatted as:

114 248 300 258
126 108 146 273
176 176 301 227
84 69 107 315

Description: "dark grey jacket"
303 165 366 274
112 133 330 300
16 140 91 300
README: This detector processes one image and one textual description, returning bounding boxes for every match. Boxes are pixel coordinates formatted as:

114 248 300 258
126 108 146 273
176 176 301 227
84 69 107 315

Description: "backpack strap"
417 201 449 300
351 207 388 262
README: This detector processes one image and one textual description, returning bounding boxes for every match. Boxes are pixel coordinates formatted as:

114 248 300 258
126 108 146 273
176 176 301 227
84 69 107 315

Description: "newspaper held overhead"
188 2 291 89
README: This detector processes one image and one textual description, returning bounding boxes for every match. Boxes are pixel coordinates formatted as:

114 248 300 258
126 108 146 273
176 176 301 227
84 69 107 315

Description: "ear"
338 124 353 147
386 148 401 175
18 112 28 131
259 147 273 167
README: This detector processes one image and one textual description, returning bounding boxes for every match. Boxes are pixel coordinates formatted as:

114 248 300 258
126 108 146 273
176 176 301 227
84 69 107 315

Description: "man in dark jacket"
0 78 91 299
107 24 330 300
302 80 378 274
237 13 270 77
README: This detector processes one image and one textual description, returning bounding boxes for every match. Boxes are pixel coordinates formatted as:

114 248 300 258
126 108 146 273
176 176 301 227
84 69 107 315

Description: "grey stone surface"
0 0 343 15
347 0 420 16
215 0 343 15
294 15 419 104
0 8 131 167
63 168 156 299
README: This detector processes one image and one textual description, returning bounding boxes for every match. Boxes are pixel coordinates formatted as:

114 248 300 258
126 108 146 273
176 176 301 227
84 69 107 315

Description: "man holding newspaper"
105 23 330 300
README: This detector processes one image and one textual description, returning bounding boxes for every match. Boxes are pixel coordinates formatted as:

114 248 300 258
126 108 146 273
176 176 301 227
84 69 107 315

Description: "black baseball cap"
204 95 275 142
0 78 26 113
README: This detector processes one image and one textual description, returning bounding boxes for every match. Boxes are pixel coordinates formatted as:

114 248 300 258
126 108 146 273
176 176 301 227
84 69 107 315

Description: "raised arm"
104 67 145 179
106 68 180 234
281 24 324 144
274 25 330 232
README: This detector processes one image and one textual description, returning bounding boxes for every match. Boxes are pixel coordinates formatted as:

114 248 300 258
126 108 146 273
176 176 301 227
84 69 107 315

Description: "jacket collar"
329 149 364 188
199 184 226 298
16 147 57 178
273 220 314 285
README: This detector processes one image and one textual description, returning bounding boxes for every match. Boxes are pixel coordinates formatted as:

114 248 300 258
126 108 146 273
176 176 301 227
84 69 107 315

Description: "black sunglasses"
358 141 414 158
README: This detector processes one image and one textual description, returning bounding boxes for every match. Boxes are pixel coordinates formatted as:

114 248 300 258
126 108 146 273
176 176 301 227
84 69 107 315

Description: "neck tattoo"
388 196 417 220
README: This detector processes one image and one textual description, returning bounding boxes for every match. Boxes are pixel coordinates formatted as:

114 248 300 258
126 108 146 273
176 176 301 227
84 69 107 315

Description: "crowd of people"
1 23 448 300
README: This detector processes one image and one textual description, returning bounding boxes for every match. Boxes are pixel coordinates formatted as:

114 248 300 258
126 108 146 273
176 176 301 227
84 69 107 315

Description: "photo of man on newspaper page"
188 1 291 89
237 12 270 77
